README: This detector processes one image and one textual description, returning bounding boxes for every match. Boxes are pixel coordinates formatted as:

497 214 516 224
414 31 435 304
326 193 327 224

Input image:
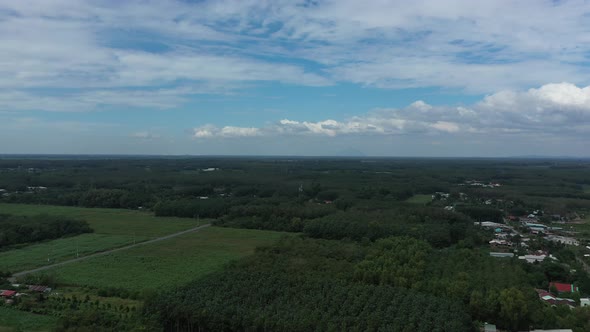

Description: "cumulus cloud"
193 82 590 138
193 125 261 138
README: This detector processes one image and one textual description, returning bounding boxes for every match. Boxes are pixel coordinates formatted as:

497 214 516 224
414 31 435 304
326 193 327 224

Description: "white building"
546 235 579 246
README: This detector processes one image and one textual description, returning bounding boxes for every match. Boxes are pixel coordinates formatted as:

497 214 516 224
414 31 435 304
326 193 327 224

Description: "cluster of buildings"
479 211 590 313
535 282 590 309
460 180 502 188
517 214 580 246
0 186 49 198
0 285 52 304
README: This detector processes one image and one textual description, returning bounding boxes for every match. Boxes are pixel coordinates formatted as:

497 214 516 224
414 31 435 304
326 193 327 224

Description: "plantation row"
143 237 590 332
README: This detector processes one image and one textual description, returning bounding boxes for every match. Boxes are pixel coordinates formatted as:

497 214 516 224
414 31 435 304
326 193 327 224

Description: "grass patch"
0 203 207 273
0 203 202 237
0 234 148 273
0 307 57 332
405 194 432 204
42 227 287 292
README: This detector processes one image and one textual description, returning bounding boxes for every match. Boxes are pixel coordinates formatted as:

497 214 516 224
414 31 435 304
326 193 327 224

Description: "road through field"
11 223 211 279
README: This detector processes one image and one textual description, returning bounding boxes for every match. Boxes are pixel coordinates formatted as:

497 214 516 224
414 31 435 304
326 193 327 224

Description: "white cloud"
2 0 590 114
131 131 161 139
193 82 590 138
193 125 261 138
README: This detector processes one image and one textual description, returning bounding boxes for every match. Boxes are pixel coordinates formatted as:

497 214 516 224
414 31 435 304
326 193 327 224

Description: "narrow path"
11 223 211 279
577 256 590 275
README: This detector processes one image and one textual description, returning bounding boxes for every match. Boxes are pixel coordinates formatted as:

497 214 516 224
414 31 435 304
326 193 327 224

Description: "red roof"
0 290 16 297
550 282 578 293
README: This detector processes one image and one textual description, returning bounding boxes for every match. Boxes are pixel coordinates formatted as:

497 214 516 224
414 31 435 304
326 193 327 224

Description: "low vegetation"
38 227 287 292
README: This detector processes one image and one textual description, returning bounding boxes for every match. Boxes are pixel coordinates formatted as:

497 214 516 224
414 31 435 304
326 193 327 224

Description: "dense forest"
0 214 91 249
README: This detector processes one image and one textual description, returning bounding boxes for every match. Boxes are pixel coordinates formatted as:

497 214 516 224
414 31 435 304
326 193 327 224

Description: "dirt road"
11 223 211 280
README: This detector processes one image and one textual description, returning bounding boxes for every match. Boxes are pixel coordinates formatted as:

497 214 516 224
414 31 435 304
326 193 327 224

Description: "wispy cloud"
3 0 590 113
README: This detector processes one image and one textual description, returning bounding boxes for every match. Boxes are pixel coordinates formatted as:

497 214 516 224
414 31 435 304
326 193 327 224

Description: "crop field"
405 194 432 204
38 227 287 291
0 203 202 236
0 307 57 332
0 234 148 273
0 203 206 273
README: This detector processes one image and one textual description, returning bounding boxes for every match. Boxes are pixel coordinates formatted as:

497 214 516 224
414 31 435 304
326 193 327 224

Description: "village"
431 180 590 331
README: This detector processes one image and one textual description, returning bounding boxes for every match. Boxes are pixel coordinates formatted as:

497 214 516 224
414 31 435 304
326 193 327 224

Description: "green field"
0 234 149 272
0 204 205 273
405 194 432 204
0 203 202 236
0 307 57 332
38 227 287 291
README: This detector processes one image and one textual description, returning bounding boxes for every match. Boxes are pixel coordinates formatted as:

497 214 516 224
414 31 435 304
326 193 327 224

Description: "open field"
0 307 57 332
0 234 147 273
38 227 287 291
405 194 432 204
0 203 202 236
0 203 206 273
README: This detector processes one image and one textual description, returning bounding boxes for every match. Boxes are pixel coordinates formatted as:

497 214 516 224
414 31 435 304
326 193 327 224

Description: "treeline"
0 214 92 249
3 157 590 216
2 188 154 210
301 207 481 248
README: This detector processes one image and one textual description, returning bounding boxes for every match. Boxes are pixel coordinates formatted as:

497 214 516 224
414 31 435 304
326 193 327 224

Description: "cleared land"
0 204 201 236
0 307 57 332
405 194 432 204
0 204 204 273
36 227 287 291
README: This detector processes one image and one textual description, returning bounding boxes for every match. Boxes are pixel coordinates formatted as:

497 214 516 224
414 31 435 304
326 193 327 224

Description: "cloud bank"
193 83 590 138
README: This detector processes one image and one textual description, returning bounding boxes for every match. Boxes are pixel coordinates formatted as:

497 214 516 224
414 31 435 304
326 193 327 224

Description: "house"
490 239 512 247
483 323 496 332
476 221 506 229
546 235 579 246
0 290 16 298
28 285 51 293
536 289 576 308
549 282 579 293
519 254 547 263
490 252 514 258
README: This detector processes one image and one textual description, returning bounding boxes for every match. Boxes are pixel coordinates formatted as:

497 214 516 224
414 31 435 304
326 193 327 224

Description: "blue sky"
0 0 589 156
